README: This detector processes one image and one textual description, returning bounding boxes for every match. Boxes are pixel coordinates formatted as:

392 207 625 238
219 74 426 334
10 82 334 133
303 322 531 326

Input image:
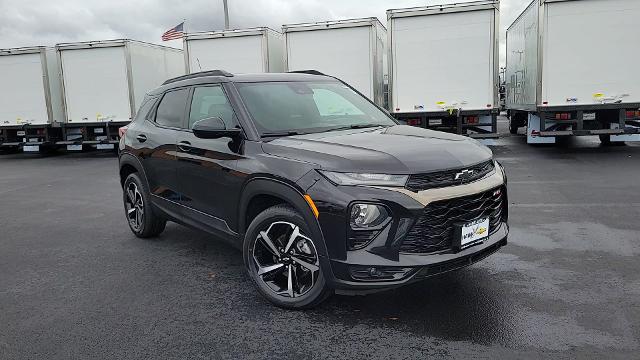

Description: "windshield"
235 81 396 136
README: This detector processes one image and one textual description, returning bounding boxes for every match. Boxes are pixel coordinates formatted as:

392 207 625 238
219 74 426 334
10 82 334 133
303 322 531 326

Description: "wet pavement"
1 120 639 359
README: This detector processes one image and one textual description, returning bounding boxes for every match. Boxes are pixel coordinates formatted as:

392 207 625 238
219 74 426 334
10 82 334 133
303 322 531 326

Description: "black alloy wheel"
244 205 331 309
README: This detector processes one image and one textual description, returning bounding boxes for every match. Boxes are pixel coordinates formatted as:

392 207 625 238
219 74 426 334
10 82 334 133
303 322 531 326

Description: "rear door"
186 36 265 73
175 84 245 236
0 52 49 126
135 88 188 215
286 26 373 99
541 0 640 106
60 46 131 123
391 9 496 113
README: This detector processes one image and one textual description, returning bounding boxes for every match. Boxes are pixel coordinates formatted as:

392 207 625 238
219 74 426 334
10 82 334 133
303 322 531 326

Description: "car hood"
261 125 493 174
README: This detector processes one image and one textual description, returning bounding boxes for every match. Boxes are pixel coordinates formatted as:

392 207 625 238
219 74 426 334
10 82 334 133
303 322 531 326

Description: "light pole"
223 0 230 29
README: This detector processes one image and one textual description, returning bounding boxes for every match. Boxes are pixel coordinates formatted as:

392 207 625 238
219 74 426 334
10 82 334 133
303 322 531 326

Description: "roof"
387 0 498 19
0 46 49 55
149 72 337 95
184 27 281 41
282 17 385 32
55 39 181 52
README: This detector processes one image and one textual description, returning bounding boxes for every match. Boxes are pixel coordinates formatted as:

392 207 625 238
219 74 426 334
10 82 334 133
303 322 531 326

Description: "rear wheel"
243 205 331 309
123 173 166 238
599 134 625 146
599 134 612 145
510 112 526 135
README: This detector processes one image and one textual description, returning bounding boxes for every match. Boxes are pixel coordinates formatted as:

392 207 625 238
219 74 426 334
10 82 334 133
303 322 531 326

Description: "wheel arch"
239 177 327 258
118 153 149 189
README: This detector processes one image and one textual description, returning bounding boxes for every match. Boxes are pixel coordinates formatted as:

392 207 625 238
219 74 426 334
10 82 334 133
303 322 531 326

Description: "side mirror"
192 117 242 139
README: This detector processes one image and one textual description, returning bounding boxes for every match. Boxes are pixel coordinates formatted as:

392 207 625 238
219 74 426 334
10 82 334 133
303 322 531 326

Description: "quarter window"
155 89 189 128
188 86 237 129
133 96 156 123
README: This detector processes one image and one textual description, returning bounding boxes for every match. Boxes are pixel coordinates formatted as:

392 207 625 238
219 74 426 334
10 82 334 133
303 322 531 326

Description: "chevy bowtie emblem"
454 169 474 180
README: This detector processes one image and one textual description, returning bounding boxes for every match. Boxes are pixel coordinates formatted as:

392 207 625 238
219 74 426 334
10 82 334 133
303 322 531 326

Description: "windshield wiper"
322 123 387 132
261 131 304 138
349 124 387 129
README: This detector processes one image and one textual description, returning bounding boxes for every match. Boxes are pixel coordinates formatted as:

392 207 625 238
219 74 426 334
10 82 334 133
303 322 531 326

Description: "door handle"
136 134 147 143
177 141 192 152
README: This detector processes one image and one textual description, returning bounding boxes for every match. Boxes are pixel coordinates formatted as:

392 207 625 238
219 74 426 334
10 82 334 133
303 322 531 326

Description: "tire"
123 172 166 238
599 134 625 146
243 204 331 309
509 120 519 135
599 134 611 145
510 112 526 135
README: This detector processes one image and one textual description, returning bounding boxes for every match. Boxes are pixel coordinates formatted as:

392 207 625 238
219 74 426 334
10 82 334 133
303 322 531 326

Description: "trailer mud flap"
609 123 640 143
23 145 40 152
67 145 83 151
527 114 555 144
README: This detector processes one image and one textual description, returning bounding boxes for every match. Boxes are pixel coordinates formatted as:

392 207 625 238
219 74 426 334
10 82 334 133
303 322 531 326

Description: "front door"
176 85 245 237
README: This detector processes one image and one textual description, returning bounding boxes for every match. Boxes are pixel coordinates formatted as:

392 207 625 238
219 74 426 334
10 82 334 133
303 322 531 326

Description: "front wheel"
243 205 331 309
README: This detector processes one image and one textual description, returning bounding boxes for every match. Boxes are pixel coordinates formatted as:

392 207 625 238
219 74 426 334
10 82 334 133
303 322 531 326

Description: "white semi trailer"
0 47 64 151
183 28 284 74
506 0 640 144
387 1 500 138
283 18 386 106
56 39 184 150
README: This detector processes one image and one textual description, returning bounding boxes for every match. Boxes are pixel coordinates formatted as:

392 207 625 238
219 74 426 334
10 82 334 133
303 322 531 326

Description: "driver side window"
188 86 238 129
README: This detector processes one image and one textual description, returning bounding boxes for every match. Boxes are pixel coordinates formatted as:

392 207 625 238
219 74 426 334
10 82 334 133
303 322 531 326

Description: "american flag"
161 22 184 41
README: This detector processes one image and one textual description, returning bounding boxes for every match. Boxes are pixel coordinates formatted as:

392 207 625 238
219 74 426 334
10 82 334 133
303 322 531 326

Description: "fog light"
349 266 414 281
350 204 389 229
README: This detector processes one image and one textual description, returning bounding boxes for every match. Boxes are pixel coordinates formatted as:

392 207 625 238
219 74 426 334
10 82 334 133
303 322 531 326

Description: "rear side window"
133 97 156 123
188 86 238 129
155 89 189 128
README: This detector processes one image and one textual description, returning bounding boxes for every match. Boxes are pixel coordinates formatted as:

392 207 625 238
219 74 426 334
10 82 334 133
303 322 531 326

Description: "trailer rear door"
186 36 265 74
60 46 131 123
541 0 640 106
0 53 49 126
391 9 496 113
286 26 373 99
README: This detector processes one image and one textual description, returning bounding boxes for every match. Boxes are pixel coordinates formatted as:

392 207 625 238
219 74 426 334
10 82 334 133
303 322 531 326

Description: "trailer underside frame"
0 121 128 152
508 103 640 144
391 109 499 139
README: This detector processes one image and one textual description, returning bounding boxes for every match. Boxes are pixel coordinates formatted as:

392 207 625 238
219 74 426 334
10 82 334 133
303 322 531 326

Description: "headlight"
319 171 408 187
350 203 389 229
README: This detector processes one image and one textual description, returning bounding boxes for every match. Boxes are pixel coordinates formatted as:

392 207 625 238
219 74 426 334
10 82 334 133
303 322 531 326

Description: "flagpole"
182 19 187 50
223 0 230 29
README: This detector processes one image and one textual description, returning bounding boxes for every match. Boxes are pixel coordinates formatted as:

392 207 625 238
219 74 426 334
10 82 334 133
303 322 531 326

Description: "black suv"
118 70 508 309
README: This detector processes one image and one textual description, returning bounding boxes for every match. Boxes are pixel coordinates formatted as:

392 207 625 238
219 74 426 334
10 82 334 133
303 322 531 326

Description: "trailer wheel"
123 173 166 238
509 113 525 135
599 135 625 146
509 121 519 135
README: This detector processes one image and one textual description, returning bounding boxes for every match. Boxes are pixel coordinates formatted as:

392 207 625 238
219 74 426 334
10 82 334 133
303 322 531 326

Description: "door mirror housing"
192 117 242 139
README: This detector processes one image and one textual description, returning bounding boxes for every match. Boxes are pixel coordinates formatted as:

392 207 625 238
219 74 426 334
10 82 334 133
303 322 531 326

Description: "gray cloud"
1 0 532 65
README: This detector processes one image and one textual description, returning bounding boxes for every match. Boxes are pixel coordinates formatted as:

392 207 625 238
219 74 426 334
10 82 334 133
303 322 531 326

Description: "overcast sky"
1 0 532 64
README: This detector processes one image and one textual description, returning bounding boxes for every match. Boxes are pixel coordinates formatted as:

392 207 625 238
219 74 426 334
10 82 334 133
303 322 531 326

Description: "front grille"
406 160 495 192
400 186 505 254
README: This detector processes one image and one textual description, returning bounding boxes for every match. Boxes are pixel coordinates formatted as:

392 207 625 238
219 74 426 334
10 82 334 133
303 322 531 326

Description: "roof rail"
163 70 234 85
287 70 326 76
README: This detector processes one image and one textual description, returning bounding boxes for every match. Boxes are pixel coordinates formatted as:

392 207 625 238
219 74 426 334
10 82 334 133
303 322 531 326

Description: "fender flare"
238 177 328 258
118 152 149 189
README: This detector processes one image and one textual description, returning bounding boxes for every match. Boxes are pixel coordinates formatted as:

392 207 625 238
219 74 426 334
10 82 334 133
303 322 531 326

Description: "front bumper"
301 162 508 293
328 223 507 293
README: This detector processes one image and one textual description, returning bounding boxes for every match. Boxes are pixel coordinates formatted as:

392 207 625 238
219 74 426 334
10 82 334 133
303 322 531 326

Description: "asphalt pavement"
1 119 639 359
